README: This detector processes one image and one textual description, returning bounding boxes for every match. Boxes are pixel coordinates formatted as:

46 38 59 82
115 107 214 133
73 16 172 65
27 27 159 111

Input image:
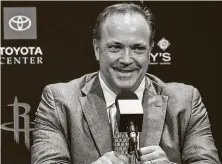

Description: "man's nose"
119 48 133 65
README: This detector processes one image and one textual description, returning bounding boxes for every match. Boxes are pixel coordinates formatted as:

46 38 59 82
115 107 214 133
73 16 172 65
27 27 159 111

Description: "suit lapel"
79 76 113 156
140 78 168 147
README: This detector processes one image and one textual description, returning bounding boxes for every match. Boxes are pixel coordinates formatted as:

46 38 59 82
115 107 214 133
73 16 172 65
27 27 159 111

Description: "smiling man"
31 3 220 164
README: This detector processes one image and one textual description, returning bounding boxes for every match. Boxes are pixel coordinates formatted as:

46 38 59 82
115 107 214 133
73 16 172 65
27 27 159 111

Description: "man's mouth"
112 67 138 78
112 67 136 73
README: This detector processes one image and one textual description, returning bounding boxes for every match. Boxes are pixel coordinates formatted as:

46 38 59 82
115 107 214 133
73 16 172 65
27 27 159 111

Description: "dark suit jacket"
31 72 220 164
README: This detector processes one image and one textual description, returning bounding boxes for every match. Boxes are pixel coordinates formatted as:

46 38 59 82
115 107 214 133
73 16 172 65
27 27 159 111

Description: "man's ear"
150 40 154 50
148 41 154 54
147 42 153 61
93 39 100 61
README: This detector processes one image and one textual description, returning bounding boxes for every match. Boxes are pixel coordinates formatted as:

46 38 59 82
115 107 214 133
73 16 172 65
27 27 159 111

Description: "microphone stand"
127 121 140 163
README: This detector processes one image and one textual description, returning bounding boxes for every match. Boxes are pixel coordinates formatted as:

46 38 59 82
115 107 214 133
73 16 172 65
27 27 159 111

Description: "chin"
114 80 138 92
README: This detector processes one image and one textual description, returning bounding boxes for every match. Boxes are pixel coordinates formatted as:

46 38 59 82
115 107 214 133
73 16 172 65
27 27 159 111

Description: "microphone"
115 91 144 160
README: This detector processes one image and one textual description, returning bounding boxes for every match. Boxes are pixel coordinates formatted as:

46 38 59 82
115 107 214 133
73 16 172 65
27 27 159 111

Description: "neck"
99 72 144 95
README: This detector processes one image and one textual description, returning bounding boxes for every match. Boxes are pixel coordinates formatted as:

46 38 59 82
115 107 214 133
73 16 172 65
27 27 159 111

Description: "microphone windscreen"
115 91 138 108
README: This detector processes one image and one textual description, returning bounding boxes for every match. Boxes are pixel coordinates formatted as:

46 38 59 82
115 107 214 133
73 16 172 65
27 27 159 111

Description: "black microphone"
115 91 144 160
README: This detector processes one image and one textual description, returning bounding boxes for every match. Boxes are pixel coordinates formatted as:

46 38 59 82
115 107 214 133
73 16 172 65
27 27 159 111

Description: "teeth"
119 70 129 72
115 69 133 72
114 69 135 76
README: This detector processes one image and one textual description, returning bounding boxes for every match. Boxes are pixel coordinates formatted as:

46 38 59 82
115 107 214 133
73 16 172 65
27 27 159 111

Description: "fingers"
139 146 168 164
94 156 113 164
100 151 128 164
140 151 157 162
114 151 129 164
94 148 168 164
142 159 170 164
139 146 159 155
92 151 129 164
143 160 155 164
143 159 163 164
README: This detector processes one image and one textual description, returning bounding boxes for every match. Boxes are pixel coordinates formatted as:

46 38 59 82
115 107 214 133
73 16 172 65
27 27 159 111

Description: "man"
31 3 220 164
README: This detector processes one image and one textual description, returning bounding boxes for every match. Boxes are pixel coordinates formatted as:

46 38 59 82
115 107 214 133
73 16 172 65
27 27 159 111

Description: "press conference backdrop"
1 1 221 164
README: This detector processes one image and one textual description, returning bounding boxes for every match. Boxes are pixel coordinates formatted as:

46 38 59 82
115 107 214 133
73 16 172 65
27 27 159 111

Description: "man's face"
93 13 152 94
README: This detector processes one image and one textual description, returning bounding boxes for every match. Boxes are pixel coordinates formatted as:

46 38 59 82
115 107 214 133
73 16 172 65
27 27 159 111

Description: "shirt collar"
99 72 146 108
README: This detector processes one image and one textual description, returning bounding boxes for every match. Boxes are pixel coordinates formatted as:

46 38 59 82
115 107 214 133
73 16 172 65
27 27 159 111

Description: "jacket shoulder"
163 82 194 98
44 72 97 98
147 74 195 100
147 73 195 97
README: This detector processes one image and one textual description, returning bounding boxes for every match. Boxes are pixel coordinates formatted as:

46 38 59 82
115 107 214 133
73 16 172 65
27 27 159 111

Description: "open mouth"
112 68 138 78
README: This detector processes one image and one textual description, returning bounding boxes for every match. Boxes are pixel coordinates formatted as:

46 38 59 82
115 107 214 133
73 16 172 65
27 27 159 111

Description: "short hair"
93 3 155 45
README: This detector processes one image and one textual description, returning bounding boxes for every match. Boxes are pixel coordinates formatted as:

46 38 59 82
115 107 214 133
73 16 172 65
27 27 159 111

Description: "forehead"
101 13 151 42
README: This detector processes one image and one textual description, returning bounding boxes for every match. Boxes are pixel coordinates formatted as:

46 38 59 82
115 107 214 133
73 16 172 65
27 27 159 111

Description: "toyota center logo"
3 7 37 39
9 15 32 31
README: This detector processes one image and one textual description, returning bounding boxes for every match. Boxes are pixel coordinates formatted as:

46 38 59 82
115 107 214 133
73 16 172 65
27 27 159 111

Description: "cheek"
135 56 149 68
99 55 113 71
100 52 119 65
142 60 149 68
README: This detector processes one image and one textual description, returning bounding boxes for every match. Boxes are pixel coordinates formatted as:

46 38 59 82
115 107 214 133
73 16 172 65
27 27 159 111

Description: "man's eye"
132 46 147 54
108 45 122 52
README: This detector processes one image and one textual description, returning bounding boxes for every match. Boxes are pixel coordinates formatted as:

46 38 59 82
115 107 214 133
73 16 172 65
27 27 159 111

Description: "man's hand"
92 151 129 164
139 146 170 164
